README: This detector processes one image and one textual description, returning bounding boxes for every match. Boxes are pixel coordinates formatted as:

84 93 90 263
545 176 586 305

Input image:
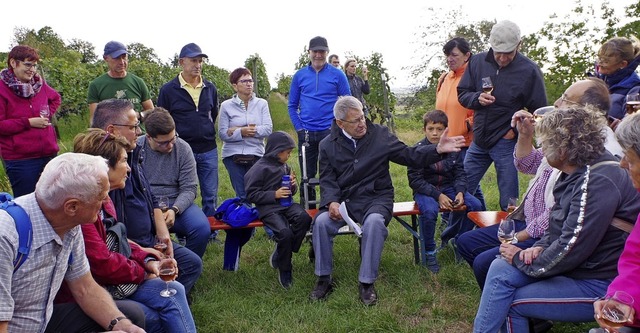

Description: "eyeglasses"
559 94 584 107
150 133 178 147
112 121 141 131
341 115 366 124
238 79 254 85
97 132 115 149
20 61 38 70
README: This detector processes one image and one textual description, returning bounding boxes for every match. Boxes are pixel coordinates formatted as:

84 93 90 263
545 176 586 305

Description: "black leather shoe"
359 283 377 306
309 279 333 301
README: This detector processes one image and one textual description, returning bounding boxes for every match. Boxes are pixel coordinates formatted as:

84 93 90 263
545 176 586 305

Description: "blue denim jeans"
170 203 211 258
4 155 55 197
464 139 519 211
129 278 196 333
474 258 610 333
171 241 203 294
297 129 331 208
456 220 537 289
414 187 482 252
222 156 255 200
194 148 218 217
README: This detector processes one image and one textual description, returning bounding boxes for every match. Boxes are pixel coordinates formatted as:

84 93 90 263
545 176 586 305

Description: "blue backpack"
0 193 32 271
213 197 259 228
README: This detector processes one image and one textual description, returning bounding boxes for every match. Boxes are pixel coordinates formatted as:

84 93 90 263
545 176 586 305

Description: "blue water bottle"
280 175 293 207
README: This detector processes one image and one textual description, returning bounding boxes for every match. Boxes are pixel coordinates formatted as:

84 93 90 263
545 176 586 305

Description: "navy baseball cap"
104 41 128 58
179 43 208 58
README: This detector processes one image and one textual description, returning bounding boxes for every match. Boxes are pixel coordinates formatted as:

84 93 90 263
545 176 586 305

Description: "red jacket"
54 198 154 304
0 79 60 160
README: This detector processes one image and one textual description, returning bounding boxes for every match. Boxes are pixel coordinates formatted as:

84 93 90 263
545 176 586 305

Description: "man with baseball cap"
457 20 547 212
157 43 220 227
288 36 351 209
87 41 154 122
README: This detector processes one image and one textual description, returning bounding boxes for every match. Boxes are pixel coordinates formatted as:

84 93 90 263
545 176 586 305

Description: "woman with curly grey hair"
473 107 640 333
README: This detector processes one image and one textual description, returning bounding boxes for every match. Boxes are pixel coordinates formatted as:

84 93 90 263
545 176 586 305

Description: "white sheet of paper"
339 202 362 237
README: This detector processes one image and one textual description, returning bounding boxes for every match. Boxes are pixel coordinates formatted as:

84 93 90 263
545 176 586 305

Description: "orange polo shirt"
435 62 474 147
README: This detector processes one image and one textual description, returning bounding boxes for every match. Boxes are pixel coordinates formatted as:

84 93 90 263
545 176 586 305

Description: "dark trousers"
262 204 312 271
297 129 331 209
45 300 145 333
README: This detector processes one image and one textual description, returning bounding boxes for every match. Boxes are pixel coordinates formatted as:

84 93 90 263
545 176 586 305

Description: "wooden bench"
209 201 466 268
466 211 508 228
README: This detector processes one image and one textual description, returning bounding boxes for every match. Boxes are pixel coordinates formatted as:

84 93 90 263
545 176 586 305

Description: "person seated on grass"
473 107 640 333
244 131 312 289
91 99 202 297
407 110 482 273
591 112 640 333
53 128 196 333
309 96 465 306
137 107 210 259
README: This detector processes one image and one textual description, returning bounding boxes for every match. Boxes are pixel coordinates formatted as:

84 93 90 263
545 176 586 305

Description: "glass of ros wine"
153 235 168 255
481 77 494 95
626 93 640 114
533 106 555 123
496 218 516 258
599 291 634 332
159 257 178 297
507 197 518 214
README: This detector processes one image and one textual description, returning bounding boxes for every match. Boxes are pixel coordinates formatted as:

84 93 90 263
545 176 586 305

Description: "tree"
127 42 162 64
68 38 97 64
275 73 292 97
244 54 270 98
12 26 67 61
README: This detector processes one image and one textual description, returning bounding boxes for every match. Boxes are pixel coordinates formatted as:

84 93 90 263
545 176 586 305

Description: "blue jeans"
464 139 519 211
194 148 218 217
4 156 55 197
414 187 482 252
170 203 211 258
128 278 196 333
171 241 203 294
297 129 331 208
222 156 255 200
474 258 610 333
456 221 536 289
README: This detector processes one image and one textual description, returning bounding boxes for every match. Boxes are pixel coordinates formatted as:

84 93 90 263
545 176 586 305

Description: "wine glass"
600 291 634 332
153 235 168 255
496 219 516 258
481 77 494 95
158 258 177 297
507 197 518 213
39 105 50 120
157 195 169 213
533 106 555 123
626 93 640 114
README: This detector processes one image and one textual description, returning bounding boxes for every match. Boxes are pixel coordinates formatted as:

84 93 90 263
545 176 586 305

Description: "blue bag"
0 192 33 271
213 197 259 228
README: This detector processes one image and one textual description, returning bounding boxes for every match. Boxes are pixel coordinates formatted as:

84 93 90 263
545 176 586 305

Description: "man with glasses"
309 96 465 305
88 41 154 122
288 36 351 209
137 107 210 259
91 99 203 298
158 43 219 232
457 20 547 212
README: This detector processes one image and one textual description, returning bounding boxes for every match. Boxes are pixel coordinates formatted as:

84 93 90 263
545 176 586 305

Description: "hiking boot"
270 244 278 269
309 278 333 301
426 253 440 273
359 283 378 306
278 270 293 289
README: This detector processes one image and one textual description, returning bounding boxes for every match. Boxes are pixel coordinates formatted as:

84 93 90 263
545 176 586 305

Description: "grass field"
0 95 595 332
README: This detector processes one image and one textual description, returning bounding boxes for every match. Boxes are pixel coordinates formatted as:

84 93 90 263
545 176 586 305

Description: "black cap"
179 43 208 58
309 36 329 51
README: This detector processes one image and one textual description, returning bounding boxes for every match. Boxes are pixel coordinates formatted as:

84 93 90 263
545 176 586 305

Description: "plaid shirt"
514 149 553 238
0 194 90 332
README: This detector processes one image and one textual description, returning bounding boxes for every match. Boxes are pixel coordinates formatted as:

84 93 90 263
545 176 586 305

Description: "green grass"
0 95 595 332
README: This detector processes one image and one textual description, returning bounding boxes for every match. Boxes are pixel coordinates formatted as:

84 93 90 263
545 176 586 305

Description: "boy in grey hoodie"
244 131 312 288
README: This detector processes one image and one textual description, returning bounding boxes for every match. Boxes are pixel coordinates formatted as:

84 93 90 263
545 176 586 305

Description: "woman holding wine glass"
591 112 640 333
473 107 640 333
0 45 61 197
54 128 196 333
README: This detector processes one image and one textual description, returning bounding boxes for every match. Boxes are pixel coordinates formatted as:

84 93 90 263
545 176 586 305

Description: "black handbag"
103 217 139 299
232 154 257 165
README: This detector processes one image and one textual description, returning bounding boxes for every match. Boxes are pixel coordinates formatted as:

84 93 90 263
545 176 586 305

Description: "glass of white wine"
158 195 169 213
533 106 555 123
496 219 515 259
626 93 640 114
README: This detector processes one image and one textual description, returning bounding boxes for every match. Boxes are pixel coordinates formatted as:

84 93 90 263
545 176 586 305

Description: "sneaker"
309 278 333 301
270 244 279 269
426 253 440 273
358 283 378 306
278 270 293 289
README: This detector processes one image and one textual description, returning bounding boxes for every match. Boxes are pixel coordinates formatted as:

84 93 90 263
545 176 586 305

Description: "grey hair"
333 96 363 120
535 106 606 167
91 99 134 129
35 153 109 209
615 112 640 158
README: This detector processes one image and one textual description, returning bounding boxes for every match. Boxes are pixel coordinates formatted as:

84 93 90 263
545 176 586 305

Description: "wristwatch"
171 206 179 214
107 316 127 331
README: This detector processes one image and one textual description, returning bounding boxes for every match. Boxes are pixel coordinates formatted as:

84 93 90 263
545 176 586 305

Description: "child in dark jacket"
407 110 482 273
244 131 312 288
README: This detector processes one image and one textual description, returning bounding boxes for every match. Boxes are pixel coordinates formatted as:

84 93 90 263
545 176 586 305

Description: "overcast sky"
0 0 632 89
